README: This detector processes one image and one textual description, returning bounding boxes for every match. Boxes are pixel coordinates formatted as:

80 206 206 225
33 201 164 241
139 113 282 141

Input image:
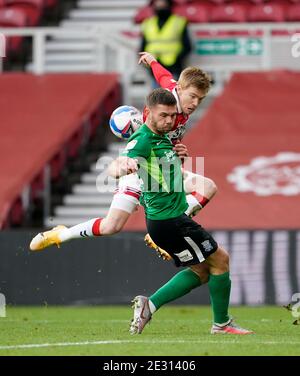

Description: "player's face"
146 104 177 135
177 86 206 115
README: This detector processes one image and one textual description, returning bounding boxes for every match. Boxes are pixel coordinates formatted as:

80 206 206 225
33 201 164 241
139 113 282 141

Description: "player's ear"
177 84 182 96
144 106 150 118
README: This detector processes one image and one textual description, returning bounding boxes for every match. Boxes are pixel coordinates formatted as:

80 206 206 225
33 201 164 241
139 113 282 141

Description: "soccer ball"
109 105 143 139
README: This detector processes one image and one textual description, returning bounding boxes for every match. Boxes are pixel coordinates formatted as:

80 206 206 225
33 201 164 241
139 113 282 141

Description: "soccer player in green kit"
108 88 253 335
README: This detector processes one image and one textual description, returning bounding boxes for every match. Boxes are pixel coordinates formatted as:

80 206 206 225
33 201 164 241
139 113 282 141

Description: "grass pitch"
0 305 299 356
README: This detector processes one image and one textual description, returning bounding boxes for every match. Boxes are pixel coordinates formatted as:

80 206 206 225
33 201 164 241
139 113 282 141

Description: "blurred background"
0 0 299 307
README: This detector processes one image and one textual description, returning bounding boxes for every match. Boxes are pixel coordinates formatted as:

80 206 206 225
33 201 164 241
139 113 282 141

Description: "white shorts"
110 170 205 214
110 173 142 214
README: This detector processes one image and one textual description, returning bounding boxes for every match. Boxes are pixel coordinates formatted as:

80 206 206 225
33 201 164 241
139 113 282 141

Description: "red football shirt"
143 61 189 145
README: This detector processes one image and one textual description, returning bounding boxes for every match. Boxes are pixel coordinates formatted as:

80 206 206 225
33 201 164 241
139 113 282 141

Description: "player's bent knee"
190 264 209 284
205 177 217 198
101 221 121 235
206 247 230 273
101 208 131 235
105 221 124 235
217 247 230 268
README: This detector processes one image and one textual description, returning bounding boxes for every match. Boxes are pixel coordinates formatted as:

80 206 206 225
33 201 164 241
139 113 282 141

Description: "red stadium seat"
9 196 24 226
30 171 44 201
67 127 85 159
0 0 5 8
249 0 267 4
286 4 300 20
50 150 66 182
0 8 27 54
174 3 209 22
0 7 27 25
44 0 58 9
174 0 193 3
270 0 290 12
208 0 231 4
134 5 153 24
248 4 285 21
210 4 247 22
5 0 44 26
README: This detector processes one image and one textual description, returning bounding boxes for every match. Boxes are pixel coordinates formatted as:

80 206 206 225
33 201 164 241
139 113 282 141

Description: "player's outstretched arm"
138 52 174 89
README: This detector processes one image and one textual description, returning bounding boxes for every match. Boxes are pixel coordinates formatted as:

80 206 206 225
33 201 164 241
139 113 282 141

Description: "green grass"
0 306 299 356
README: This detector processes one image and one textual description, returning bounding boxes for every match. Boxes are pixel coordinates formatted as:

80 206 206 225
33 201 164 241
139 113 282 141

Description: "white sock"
185 194 202 217
58 218 102 242
148 299 157 314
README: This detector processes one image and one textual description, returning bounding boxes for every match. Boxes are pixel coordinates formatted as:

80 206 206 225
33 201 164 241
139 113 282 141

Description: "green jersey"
122 124 188 220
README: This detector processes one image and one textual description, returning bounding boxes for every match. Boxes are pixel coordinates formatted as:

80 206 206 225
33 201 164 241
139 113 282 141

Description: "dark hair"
146 88 177 108
150 0 173 7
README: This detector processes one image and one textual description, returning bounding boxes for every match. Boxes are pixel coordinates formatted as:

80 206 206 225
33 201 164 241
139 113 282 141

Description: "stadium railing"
0 23 299 96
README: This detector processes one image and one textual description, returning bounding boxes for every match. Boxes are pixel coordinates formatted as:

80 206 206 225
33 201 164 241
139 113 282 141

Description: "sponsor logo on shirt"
164 150 176 162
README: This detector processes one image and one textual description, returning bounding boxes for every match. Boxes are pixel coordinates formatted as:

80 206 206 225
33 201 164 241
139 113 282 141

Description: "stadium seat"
174 0 193 3
210 4 247 22
67 127 85 159
89 107 103 139
229 0 252 11
0 7 27 25
174 3 209 22
270 0 290 12
249 0 267 3
50 150 66 182
208 0 231 4
0 8 27 55
5 0 45 26
9 196 24 226
134 5 153 24
30 170 44 201
286 3 300 20
248 4 285 21
44 0 58 9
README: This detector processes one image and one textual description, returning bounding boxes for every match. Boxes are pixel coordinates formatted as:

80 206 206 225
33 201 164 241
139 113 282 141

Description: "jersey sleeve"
121 134 151 160
150 61 177 91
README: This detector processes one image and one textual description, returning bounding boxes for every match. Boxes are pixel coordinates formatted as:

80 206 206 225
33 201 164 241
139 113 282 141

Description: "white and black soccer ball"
109 105 143 139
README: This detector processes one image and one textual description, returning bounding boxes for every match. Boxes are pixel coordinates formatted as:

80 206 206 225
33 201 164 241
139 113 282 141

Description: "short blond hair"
178 67 211 94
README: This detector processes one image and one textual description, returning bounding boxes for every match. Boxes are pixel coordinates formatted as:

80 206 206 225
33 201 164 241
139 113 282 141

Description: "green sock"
149 268 202 310
208 272 231 325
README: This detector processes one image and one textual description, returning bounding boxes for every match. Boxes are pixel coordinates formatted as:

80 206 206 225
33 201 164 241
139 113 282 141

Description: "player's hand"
173 143 189 159
117 157 138 177
138 52 157 67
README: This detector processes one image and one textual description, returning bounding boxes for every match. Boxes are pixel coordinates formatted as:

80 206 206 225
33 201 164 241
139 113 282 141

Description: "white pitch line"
1 339 300 351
